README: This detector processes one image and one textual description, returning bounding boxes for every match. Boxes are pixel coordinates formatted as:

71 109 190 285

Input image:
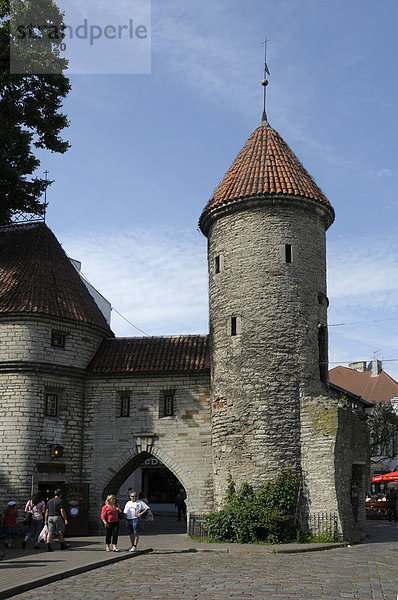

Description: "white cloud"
327 235 398 380
376 168 394 178
60 227 208 337
152 1 261 117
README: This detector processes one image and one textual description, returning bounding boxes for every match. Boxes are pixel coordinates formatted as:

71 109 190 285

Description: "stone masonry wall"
335 404 369 542
300 394 368 543
0 314 106 520
83 371 213 529
207 199 330 506
0 315 107 369
0 370 86 516
300 395 340 523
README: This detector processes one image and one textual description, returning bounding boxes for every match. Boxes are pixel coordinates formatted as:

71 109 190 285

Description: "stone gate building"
0 108 368 541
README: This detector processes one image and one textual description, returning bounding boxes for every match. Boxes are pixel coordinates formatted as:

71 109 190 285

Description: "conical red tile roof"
199 123 334 233
0 222 112 333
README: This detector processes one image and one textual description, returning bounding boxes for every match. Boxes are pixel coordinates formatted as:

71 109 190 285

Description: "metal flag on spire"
262 37 270 123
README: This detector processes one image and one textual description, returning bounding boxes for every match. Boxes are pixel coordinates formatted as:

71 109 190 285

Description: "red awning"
372 471 398 482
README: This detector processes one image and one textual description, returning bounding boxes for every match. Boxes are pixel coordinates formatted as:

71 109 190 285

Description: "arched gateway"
99 448 203 518
0 83 369 542
83 335 213 529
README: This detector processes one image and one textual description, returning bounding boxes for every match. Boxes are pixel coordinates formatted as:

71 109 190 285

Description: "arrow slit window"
120 396 130 417
45 393 58 417
160 390 176 417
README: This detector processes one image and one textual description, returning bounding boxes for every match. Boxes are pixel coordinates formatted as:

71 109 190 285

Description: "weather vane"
262 37 270 123
44 169 49 222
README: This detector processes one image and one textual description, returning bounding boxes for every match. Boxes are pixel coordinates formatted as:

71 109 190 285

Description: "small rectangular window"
215 255 220 274
51 331 65 348
120 396 130 417
46 393 58 417
231 316 237 336
285 244 292 264
164 392 174 416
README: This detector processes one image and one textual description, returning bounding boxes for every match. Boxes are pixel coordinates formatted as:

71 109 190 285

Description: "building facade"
0 114 368 541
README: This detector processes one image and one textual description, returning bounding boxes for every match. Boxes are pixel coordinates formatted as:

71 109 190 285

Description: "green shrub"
204 472 299 544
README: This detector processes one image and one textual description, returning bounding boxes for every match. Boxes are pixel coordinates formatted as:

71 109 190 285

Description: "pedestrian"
101 494 124 552
45 489 71 552
387 487 398 523
123 491 150 552
138 492 154 529
22 490 46 549
175 488 187 521
2 501 18 548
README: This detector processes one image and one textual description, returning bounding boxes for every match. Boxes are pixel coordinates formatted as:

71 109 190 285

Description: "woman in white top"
123 491 149 552
22 491 45 549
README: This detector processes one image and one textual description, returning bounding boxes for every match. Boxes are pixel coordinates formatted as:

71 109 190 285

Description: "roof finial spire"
261 37 270 125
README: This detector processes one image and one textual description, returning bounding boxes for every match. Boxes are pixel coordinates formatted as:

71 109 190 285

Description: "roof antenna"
261 37 270 125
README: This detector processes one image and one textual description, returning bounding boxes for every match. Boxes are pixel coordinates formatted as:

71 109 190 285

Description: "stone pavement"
1 518 398 600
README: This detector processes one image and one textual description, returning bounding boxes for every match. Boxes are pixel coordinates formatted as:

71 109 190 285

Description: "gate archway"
100 447 197 512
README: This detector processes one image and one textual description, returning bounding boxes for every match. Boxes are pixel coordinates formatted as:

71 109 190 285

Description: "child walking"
2 501 18 548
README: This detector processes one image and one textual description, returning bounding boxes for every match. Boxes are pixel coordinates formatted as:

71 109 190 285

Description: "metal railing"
306 511 339 540
188 513 208 539
188 511 340 541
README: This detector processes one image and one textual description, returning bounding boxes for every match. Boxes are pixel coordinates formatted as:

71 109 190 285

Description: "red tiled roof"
329 365 398 404
199 123 334 232
87 335 210 374
0 222 111 332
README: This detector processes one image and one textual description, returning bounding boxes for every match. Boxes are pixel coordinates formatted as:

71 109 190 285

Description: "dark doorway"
142 464 181 503
38 481 89 535
38 481 65 504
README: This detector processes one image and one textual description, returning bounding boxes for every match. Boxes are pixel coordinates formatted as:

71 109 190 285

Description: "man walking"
45 489 71 551
123 491 149 552
175 488 187 521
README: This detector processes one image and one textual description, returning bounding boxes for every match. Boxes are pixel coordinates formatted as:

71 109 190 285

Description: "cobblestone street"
6 522 398 600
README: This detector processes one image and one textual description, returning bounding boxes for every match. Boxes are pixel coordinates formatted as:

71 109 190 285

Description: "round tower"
199 113 335 506
0 222 112 513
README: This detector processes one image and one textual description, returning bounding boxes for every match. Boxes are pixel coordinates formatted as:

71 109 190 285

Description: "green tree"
0 0 70 224
368 402 398 462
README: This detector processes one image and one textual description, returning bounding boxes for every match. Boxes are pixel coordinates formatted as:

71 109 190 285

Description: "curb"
0 548 153 600
152 543 345 555
269 543 346 554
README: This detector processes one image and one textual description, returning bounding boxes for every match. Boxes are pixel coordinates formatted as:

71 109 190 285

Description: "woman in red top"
2 501 18 548
100 495 124 552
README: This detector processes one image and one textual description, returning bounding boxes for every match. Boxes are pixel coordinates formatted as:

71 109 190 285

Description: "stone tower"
199 114 335 507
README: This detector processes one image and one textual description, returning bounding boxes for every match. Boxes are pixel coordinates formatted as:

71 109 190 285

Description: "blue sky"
39 0 398 379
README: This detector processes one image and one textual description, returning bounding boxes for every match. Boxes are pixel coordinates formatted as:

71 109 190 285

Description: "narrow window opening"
51 331 65 348
318 324 328 384
215 255 220 274
231 316 237 336
285 244 292 264
45 393 58 417
120 396 130 417
163 391 175 416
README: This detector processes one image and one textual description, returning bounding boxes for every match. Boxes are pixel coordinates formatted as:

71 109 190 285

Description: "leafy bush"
204 472 298 544
296 529 336 543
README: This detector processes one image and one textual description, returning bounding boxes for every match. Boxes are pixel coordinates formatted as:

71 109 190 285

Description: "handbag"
24 512 32 527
